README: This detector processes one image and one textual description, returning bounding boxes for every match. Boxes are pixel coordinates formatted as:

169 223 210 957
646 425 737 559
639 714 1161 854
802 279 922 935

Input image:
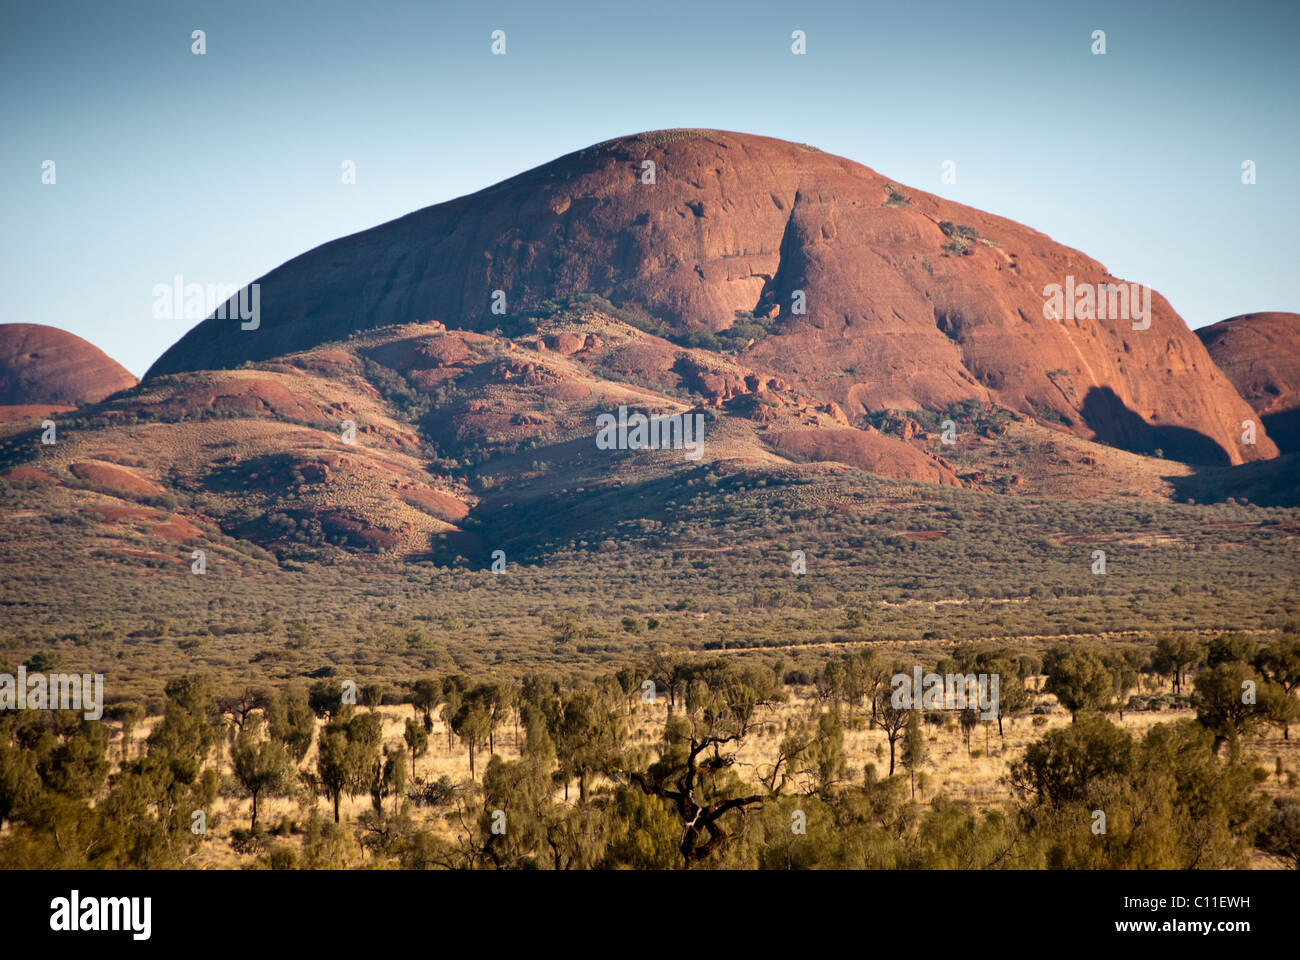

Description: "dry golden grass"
105 679 1300 870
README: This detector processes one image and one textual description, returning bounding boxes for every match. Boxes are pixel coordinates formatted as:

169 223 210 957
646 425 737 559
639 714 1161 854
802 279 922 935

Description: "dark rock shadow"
1079 386 1230 466
1166 452 1300 507
1263 409 1299 455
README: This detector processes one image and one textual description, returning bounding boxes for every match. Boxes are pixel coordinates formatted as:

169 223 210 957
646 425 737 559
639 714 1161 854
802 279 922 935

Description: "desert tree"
266 685 316 763
958 706 980 756
840 653 869 721
1015 653 1044 692
818 659 846 704
1206 632 1257 668
411 676 440 733
478 682 509 756
374 744 407 814
1260 798 1300 869
315 730 350 824
1256 635 1300 739
809 707 846 794
986 657 1031 737
614 666 641 715
476 719 609 871
873 685 911 775
362 683 386 709
231 713 295 829
476 753 551 868
0 739 39 830
543 802 609 870
105 702 145 765
1010 715 1134 808
519 674 562 728
1102 651 1140 719
1013 718 1264 869
849 648 890 723
403 717 428 779
148 674 219 784
554 685 626 803
472 746 604 870
900 710 926 799
439 676 468 753
1192 662 1269 754
643 651 680 710
75 750 212 869
758 723 816 796
1043 648 1113 721
599 783 681 869
451 697 492 780
500 682 521 750
308 679 347 720
624 659 784 866
221 686 270 733
1151 635 1203 695
314 710 382 822
1262 683 1300 742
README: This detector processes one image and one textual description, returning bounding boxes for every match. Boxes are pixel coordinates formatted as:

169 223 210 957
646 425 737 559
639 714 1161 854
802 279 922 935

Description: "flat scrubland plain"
1 468 1296 870
2 468 1295 703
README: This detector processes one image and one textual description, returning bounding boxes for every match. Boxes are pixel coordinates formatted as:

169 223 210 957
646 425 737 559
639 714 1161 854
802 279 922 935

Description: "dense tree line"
1 634 1297 869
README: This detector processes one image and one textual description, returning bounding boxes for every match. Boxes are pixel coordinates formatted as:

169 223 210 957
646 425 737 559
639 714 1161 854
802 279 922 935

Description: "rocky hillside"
3 299 1292 569
1 309 967 564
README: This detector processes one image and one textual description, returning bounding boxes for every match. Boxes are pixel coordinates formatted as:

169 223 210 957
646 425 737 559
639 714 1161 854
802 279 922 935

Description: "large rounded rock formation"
0 323 137 406
147 129 1275 465
1198 312 1300 453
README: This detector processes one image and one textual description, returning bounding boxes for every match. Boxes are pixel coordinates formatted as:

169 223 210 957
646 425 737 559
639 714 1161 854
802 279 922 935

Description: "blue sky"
2 0 1296 377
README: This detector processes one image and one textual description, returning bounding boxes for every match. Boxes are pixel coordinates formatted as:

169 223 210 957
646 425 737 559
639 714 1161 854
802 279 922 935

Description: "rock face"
146 129 1275 465
1197 313 1300 453
0 324 137 406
